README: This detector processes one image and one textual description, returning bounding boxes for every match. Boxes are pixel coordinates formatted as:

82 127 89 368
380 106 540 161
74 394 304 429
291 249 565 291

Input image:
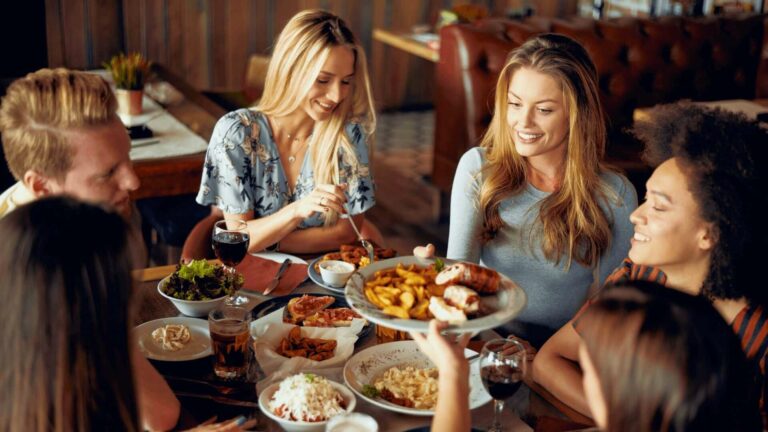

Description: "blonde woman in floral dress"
196 10 376 253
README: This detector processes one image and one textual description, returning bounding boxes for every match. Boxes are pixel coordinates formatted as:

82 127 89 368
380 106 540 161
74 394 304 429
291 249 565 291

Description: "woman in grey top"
448 34 636 347
196 10 377 253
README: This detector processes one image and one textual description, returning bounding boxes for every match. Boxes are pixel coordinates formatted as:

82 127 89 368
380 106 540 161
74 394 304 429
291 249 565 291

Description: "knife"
263 258 291 295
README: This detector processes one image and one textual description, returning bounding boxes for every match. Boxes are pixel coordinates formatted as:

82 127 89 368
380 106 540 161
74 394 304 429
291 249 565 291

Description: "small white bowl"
258 380 356 432
318 260 356 288
157 276 227 317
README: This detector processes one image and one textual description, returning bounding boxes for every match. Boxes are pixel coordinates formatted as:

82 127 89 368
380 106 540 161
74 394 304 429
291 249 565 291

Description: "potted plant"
103 52 152 115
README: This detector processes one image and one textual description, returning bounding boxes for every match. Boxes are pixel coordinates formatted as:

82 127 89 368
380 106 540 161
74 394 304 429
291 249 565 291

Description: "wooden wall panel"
45 0 66 66
121 0 141 55
44 0 578 109
144 0 170 71
209 1 228 88
88 0 122 66
226 0 258 89
183 0 209 87
165 0 186 82
60 0 89 68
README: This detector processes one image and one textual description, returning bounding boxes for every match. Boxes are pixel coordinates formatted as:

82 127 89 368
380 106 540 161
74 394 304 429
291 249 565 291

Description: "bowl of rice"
258 373 356 432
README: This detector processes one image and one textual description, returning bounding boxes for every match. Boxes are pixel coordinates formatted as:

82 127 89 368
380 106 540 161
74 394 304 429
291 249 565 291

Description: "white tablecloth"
122 96 209 162
89 70 209 162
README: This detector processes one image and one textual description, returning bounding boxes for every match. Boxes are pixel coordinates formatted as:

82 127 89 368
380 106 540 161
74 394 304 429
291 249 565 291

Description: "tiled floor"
367 109 449 256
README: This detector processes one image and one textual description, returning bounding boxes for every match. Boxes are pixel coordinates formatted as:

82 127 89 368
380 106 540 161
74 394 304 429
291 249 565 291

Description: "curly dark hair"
631 102 768 305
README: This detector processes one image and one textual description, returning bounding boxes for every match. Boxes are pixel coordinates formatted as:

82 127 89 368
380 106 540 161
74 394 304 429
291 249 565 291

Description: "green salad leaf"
434 257 445 273
161 260 243 301
362 384 380 398
177 259 215 283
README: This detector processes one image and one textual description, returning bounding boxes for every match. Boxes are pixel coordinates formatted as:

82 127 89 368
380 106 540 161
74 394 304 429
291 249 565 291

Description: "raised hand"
290 183 347 220
410 320 471 375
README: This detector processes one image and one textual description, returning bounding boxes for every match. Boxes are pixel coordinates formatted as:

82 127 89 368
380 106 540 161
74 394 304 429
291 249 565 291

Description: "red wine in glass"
479 338 527 432
212 231 249 267
481 365 523 400
212 219 250 306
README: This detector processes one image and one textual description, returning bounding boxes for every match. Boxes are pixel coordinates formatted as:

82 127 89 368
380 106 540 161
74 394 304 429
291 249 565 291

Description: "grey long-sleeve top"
447 148 637 346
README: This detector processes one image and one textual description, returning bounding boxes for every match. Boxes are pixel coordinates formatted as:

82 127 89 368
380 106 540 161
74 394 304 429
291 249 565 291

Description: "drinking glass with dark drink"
212 219 249 305
480 338 527 432
208 305 251 379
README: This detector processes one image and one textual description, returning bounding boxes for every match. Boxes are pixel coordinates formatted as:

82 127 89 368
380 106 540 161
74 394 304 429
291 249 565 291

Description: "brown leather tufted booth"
433 14 768 195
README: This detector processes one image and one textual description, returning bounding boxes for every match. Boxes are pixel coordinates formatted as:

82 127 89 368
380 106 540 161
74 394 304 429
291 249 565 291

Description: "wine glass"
479 338 527 432
212 219 250 306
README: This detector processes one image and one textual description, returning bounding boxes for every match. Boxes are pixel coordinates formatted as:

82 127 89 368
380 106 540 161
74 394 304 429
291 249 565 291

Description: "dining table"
132 259 594 432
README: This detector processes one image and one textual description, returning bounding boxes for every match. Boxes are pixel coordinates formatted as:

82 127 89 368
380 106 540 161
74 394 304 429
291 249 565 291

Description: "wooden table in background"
130 64 226 200
373 29 440 63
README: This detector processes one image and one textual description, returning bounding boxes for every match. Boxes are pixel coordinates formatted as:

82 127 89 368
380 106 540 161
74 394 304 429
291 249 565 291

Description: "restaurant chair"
180 206 386 262
203 54 270 112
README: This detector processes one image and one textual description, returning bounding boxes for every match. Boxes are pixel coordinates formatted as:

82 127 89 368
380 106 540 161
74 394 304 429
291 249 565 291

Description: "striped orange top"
575 258 768 417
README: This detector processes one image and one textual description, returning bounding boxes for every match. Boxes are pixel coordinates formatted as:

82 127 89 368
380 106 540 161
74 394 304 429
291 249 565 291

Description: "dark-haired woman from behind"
578 281 762 431
0 197 179 431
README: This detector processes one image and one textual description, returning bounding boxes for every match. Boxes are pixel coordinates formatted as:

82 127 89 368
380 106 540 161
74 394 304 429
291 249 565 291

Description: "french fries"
363 263 438 320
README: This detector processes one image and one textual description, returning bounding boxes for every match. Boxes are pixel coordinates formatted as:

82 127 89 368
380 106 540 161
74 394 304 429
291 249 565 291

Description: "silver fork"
343 204 375 263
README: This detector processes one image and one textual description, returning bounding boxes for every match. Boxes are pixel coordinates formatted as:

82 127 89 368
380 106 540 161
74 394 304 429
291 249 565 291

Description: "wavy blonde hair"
478 34 613 268
0 68 116 181
256 9 376 225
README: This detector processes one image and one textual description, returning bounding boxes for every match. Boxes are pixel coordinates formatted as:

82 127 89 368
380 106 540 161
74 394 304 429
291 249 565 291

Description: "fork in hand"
342 204 375 263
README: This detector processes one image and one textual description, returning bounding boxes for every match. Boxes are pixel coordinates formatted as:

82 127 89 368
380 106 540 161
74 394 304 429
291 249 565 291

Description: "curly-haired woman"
533 102 768 417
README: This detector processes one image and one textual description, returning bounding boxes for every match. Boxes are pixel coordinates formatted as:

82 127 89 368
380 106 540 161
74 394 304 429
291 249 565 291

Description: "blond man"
0 68 139 218
0 70 178 430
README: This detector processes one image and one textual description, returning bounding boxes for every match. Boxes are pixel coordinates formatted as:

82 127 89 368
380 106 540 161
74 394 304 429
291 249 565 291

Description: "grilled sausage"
443 285 480 314
428 297 467 322
435 263 500 294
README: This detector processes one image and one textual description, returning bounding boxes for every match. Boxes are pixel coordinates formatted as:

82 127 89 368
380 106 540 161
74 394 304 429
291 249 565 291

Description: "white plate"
134 317 212 361
307 256 345 293
345 256 527 334
343 340 491 416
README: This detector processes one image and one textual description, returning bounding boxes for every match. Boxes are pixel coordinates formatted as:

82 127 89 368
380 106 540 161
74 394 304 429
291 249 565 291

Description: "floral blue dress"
196 109 375 228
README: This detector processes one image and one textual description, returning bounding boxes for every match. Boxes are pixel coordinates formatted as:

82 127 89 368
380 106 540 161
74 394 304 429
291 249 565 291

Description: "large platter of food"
343 340 491 416
344 256 526 333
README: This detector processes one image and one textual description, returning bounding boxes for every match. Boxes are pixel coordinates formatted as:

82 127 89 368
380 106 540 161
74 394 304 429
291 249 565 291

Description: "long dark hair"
579 281 762 432
0 197 140 431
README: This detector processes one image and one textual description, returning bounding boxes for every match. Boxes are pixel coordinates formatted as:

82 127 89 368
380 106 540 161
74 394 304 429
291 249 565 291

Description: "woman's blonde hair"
0 68 117 181
256 9 376 225
478 33 612 268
